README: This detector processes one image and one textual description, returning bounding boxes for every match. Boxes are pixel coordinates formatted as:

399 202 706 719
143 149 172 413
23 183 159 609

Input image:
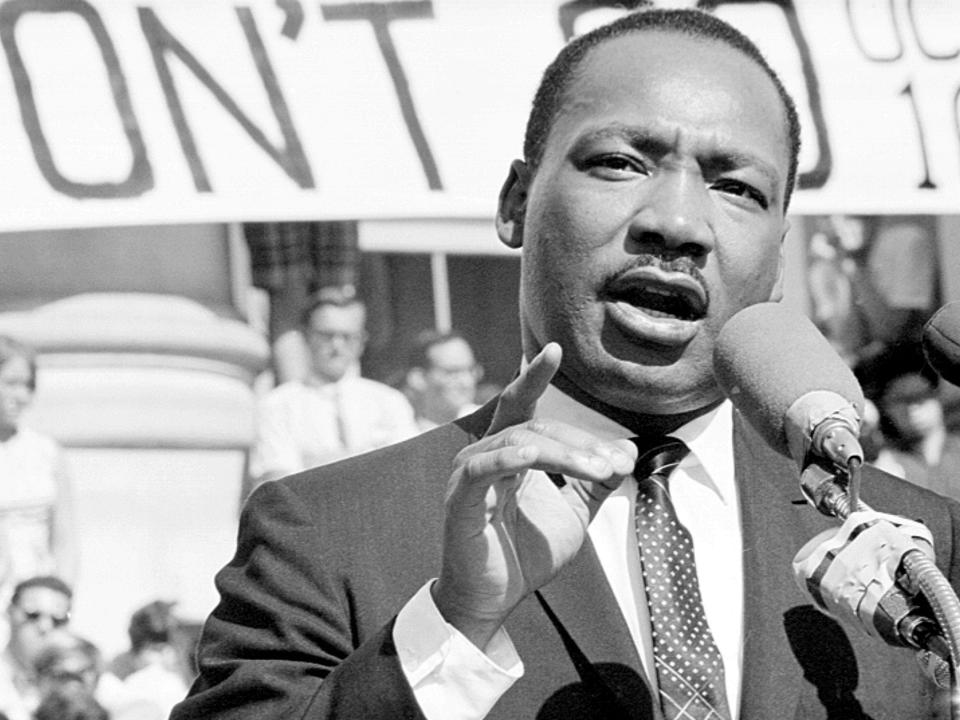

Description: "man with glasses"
0 575 72 720
249 285 418 490
404 330 483 432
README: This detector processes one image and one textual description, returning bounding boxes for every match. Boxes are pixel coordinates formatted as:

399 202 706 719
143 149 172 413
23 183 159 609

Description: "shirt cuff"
393 581 523 720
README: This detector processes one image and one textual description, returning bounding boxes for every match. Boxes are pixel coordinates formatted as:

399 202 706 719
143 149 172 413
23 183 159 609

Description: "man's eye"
713 179 768 209
586 154 645 175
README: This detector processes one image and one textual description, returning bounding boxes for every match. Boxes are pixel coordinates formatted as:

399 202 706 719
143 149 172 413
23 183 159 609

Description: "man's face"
8 587 71 664
305 304 367 383
422 338 479 420
499 31 790 415
34 631 100 696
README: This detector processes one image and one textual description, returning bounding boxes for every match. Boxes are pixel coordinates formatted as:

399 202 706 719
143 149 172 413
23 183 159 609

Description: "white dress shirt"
393 384 744 720
251 376 419 480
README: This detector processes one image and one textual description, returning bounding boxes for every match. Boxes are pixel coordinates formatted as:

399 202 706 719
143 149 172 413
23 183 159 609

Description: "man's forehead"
310 304 365 325
16 587 69 608
428 341 470 365
552 30 790 178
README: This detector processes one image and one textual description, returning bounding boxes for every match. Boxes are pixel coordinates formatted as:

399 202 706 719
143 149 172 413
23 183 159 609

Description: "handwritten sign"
0 0 958 232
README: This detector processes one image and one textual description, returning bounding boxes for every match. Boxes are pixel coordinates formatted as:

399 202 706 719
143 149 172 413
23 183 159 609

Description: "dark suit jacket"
171 401 960 719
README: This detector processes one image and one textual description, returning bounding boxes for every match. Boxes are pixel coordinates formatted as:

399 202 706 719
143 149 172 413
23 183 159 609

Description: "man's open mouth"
603 269 707 322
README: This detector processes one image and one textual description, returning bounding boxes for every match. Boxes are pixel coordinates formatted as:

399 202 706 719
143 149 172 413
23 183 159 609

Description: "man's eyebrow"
701 151 781 190
574 124 783 188
574 125 672 155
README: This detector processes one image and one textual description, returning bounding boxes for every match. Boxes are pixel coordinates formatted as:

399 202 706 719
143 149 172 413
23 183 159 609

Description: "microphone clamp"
799 457 857 519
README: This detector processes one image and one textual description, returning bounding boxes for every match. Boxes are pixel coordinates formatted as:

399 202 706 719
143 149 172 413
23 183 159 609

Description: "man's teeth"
642 307 679 319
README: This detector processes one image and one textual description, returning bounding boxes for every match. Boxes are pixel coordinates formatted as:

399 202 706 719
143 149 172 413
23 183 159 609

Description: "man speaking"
173 7 960 719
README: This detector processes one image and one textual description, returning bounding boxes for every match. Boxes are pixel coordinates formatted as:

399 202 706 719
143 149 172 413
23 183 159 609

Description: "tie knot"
630 437 689 481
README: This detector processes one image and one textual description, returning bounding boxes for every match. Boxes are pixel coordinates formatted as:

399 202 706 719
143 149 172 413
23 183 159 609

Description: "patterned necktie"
632 437 731 720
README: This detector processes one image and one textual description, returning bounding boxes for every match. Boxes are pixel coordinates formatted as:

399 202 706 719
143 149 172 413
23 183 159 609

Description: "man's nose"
627 168 715 255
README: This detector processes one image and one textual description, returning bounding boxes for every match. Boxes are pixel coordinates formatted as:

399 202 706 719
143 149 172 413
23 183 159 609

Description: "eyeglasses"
20 610 70 627
307 330 366 345
428 364 484 381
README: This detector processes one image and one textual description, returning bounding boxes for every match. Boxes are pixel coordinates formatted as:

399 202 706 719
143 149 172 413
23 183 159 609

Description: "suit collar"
533 540 660 719
453 394 498 439
734 411 825 719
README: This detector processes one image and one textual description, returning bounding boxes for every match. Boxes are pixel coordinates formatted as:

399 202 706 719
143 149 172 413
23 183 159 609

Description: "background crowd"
0 211 957 720
4 266 960 719
0 280 496 719
0 576 192 720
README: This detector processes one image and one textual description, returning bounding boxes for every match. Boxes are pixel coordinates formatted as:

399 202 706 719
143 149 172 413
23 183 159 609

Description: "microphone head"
713 302 865 458
923 302 960 387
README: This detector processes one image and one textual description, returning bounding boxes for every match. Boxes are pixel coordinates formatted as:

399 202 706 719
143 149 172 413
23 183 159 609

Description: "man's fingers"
448 433 636 511
446 444 541 510
465 422 635 478
488 343 562 435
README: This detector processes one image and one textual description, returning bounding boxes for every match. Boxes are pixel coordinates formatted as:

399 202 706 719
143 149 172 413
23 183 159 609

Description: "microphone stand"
800 459 960 720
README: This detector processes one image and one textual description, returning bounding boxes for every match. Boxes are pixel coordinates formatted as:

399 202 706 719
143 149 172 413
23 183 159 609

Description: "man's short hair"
300 285 365 328
34 685 109 720
127 600 180 652
407 330 471 372
0 335 37 391
11 576 73 607
524 7 801 209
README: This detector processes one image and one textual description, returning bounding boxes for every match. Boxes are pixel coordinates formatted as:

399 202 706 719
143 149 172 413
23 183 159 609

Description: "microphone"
719 305 960 684
713 302 865 471
922 301 960 387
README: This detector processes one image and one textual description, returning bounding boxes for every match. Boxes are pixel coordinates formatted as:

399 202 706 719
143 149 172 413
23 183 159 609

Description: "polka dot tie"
632 437 731 720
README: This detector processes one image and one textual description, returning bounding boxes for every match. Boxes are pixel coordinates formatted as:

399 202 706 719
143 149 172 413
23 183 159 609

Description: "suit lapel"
734 412 833 719
536 539 645 675
534 539 661 719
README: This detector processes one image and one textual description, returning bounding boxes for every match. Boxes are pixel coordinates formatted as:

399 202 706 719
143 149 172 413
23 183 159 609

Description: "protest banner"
0 0 957 232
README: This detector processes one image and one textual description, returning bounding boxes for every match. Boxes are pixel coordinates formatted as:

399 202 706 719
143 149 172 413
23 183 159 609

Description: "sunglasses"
20 610 70 627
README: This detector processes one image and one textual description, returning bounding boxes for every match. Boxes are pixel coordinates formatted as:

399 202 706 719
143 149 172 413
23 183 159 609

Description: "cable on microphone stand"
800 458 960 718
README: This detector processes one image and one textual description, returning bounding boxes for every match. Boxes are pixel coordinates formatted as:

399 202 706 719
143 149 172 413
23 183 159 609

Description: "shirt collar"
535 383 736 504
671 400 736 504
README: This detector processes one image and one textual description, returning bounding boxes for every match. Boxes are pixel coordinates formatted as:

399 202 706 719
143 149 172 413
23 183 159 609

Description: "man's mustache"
606 252 707 287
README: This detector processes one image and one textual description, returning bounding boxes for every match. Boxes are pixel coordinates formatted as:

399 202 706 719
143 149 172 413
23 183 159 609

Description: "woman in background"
0 336 77 602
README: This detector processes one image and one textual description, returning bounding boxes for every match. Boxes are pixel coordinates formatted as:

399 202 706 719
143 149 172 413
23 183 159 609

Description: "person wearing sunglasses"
0 575 72 720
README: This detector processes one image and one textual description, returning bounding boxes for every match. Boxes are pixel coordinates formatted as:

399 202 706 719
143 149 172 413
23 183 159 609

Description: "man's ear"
767 220 790 302
496 159 531 249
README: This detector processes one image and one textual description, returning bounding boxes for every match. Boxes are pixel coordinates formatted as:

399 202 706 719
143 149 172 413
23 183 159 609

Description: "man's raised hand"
432 343 636 650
